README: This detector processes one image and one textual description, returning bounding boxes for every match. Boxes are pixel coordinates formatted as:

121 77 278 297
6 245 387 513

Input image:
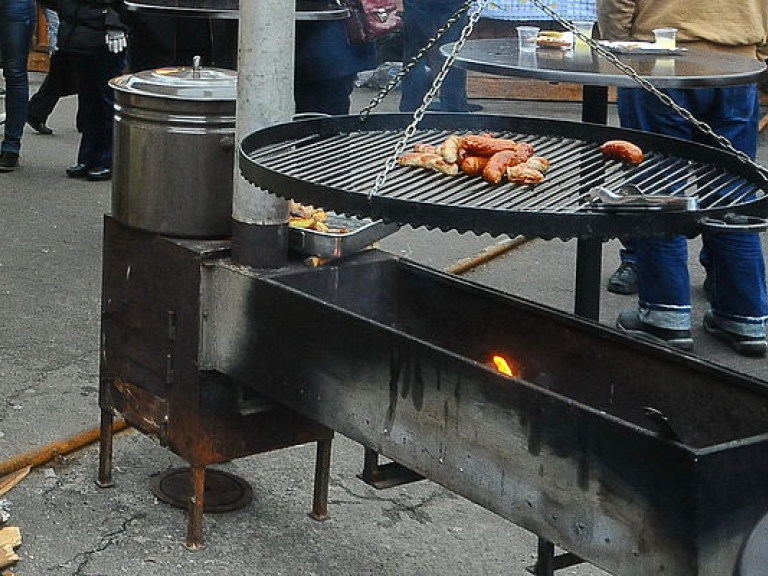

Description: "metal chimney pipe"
231 0 295 267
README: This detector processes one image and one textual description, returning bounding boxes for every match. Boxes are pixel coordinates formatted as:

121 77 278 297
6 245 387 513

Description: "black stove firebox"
99 213 768 574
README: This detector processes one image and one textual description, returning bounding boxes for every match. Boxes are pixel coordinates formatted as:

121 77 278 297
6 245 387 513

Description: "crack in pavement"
0 349 98 422
55 512 147 576
334 481 448 528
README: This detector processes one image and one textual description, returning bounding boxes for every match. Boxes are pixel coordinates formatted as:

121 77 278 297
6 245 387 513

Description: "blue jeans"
618 86 767 337
399 0 469 112
0 0 36 154
74 51 126 169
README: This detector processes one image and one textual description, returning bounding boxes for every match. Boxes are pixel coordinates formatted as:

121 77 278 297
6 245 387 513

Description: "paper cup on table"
572 21 594 46
653 28 677 49
516 26 540 52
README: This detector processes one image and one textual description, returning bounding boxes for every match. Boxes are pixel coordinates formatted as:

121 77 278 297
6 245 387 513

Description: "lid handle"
193 55 202 78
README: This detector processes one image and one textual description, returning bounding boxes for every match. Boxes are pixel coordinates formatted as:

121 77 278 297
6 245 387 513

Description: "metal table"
442 39 766 320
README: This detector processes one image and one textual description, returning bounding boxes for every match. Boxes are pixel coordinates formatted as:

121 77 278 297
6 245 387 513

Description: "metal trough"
203 249 768 576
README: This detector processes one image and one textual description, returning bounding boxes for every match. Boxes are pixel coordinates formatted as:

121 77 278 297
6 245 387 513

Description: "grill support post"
231 0 294 267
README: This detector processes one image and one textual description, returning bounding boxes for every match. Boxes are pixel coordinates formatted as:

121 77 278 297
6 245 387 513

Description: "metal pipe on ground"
0 420 129 478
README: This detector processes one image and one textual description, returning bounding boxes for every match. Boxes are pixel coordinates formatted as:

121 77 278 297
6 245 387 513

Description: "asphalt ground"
0 73 766 575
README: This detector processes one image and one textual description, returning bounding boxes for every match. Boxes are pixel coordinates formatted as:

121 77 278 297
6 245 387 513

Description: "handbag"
343 0 402 44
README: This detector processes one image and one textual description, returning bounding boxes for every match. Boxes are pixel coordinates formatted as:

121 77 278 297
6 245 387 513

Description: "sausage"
462 135 518 156
482 150 520 184
459 155 490 176
525 156 550 173
599 140 644 165
514 142 535 162
397 152 458 175
507 164 545 185
438 135 462 164
413 143 438 154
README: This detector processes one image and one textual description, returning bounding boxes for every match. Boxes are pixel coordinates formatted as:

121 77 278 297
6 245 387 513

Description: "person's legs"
27 72 59 131
695 86 767 353
0 6 35 156
295 76 356 115
73 51 124 174
617 86 767 354
433 1 468 112
399 0 434 112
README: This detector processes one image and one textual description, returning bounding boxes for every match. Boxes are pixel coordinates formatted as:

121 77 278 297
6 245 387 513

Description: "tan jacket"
597 0 768 60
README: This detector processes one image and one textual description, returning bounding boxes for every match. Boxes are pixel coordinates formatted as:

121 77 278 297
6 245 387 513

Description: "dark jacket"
295 0 377 82
54 0 127 54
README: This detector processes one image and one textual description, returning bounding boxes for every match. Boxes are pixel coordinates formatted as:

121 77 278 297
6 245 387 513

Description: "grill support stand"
230 0 293 268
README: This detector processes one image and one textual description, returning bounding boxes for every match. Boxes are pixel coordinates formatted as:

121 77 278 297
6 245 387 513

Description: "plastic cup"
516 26 540 52
653 27 677 49
572 21 594 46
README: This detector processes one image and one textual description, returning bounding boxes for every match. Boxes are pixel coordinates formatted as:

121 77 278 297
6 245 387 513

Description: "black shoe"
607 262 638 295
66 163 90 178
27 118 53 135
87 167 112 181
616 309 693 350
703 311 766 356
0 151 19 172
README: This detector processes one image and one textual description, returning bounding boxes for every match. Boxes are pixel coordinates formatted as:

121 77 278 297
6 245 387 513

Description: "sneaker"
703 311 766 356
616 309 694 350
0 151 19 172
607 262 638 295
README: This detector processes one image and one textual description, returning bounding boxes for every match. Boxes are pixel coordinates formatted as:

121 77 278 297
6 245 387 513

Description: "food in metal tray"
398 133 550 186
289 201 350 234
599 139 645 165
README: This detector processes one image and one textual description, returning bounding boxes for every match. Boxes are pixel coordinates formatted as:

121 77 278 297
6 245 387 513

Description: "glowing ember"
492 355 515 377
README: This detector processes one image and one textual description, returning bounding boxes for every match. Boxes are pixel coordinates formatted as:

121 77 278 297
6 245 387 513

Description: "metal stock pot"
110 62 237 238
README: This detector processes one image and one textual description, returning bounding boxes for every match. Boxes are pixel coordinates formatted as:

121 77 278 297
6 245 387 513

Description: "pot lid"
110 57 237 101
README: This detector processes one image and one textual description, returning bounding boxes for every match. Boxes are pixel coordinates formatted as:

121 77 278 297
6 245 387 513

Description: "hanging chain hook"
368 0 491 198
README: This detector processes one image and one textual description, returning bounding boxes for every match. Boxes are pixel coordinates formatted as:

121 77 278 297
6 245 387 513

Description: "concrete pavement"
0 72 766 575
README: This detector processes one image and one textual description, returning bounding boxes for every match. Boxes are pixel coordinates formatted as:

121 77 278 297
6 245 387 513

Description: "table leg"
574 238 603 320
574 85 610 321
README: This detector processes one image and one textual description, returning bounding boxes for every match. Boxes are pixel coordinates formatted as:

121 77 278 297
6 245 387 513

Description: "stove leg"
96 409 115 488
185 465 206 550
309 438 332 521
527 536 584 575
358 447 424 489
533 537 555 576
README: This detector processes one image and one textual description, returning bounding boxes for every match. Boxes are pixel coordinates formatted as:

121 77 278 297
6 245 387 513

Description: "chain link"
368 0 491 197
527 0 768 180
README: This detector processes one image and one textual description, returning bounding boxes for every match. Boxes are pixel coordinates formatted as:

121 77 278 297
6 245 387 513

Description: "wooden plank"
0 529 21 550
0 468 30 499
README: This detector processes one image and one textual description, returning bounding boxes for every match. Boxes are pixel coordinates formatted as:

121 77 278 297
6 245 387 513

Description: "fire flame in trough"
492 355 518 378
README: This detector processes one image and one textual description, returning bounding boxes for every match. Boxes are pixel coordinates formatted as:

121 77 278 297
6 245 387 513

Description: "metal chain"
527 0 768 180
368 0 491 197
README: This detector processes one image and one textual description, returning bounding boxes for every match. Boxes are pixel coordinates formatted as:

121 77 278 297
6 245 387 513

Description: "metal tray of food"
289 213 400 259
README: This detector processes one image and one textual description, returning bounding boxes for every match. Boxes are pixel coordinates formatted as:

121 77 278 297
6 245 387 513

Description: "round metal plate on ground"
151 467 253 512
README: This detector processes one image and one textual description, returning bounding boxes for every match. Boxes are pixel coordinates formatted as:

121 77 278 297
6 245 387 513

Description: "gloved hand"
105 29 127 54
